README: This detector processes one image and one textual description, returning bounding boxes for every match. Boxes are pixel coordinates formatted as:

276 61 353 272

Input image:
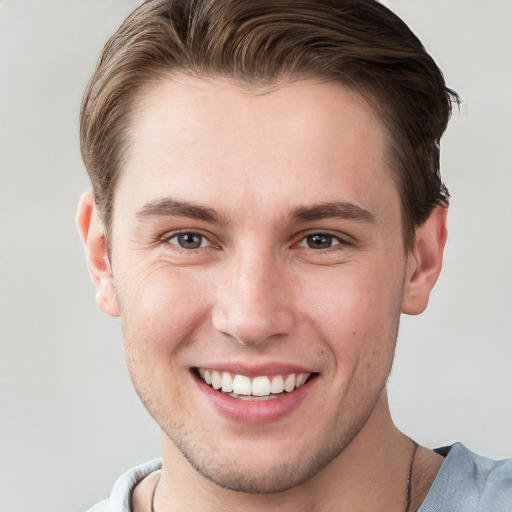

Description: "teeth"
296 373 307 388
271 375 284 393
232 374 252 395
284 374 296 392
221 372 233 392
198 368 312 398
230 393 278 401
252 376 271 397
211 370 222 390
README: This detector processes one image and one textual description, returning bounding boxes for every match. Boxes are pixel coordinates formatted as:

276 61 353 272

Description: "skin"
78 77 447 511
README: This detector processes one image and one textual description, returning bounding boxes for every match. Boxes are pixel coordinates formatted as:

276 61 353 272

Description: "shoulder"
418 443 512 512
85 459 162 512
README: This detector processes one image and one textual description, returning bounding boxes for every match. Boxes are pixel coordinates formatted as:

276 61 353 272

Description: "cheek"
117 267 212 423
304 260 403 327
117 265 212 389
300 261 404 369
120 264 209 342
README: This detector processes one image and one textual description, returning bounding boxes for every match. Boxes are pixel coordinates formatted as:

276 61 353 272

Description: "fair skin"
78 77 447 511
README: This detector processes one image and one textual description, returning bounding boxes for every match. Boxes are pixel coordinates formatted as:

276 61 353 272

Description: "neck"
154 391 416 512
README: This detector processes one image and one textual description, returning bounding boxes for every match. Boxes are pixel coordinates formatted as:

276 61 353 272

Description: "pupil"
178 233 202 249
308 234 332 249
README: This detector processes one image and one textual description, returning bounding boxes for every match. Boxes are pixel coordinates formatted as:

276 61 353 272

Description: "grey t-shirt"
87 443 512 511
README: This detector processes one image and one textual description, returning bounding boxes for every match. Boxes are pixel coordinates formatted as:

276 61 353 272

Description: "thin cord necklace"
151 441 420 512
404 441 419 512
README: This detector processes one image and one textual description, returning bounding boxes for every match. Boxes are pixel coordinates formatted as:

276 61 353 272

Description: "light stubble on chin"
158 381 386 495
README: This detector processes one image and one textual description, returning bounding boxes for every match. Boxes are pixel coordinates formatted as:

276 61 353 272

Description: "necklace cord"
404 441 419 512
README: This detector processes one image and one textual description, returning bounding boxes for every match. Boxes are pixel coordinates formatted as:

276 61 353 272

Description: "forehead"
116 76 399 225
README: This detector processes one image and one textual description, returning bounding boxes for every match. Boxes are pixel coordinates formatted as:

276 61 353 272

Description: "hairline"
103 70 418 253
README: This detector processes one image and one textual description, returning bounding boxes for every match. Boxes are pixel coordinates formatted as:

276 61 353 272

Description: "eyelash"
161 230 351 254
294 231 351 253
163 230 217 251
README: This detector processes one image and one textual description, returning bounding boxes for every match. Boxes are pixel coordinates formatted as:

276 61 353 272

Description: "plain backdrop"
0 1 511 511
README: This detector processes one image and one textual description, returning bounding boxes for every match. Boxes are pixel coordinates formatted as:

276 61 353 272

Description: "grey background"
0 1 511 511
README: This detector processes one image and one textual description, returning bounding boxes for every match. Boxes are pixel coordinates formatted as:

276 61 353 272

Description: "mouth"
195 367 314 401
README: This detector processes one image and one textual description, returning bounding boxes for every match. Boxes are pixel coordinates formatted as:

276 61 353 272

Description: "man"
77 0 512 510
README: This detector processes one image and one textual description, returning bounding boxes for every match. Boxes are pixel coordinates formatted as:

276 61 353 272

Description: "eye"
300 233 341 250
168 232 208 249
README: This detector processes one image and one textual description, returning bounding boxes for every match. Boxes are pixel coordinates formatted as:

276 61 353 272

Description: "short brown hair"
80 0 458 249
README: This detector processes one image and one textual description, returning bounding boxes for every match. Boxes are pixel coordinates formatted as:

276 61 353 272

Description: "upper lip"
192 361 317 377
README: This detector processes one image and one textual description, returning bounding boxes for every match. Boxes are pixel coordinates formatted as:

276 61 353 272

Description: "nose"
211 251 295 346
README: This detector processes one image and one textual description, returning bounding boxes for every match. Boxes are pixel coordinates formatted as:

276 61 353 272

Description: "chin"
160 405 372 495
176 438 340 494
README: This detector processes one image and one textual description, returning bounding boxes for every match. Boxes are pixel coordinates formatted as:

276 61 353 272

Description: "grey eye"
171 232 205 249
306 234 334 249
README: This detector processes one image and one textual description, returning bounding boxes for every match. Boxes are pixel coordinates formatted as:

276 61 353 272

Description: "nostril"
212 307 295 347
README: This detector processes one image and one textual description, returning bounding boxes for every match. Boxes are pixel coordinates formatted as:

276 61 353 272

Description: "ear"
402 205 448 315
76 191 119 317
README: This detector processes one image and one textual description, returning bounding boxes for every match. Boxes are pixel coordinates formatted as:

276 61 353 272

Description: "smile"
196 368 312 401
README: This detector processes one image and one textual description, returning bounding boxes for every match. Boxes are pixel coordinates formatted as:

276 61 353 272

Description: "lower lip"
193 372 316 425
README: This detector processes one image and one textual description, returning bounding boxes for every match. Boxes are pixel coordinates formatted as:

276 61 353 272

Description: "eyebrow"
136 198 376 225
290 201 376 224
136 198 222 223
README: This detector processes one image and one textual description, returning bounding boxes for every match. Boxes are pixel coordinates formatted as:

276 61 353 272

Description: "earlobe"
77 191 119 317
402 206 448 315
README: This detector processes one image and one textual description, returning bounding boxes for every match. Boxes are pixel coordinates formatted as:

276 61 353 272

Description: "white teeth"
198 368 311 397
296 373 307 388
231 393 277 401
221 372 233 392
270 375 284 393
211 370 222 390
232 374 252 395
252 376 271 397
284 374 296 392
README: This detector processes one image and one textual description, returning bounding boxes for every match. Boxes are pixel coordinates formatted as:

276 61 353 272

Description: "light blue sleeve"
418 443 512 512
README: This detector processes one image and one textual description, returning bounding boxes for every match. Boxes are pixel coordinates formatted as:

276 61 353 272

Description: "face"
105 77 414 492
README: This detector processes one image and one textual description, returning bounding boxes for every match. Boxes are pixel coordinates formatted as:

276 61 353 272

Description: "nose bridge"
212 243 294 345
